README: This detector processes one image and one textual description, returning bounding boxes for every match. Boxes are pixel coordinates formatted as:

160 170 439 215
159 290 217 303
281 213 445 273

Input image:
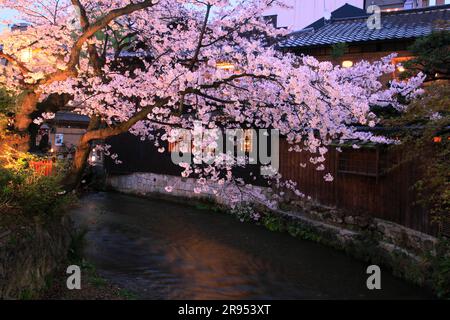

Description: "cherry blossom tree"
0 0 424 194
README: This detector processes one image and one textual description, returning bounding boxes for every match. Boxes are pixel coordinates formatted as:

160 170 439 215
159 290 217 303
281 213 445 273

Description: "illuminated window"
392 56 413 78
433 136 442 143
342 60 353 68
216 61 235 71
169 132 191 153
242 130 254 153
19 48 33 63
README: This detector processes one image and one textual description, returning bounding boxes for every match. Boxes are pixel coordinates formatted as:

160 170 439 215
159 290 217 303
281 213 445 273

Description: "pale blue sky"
0 9 17 33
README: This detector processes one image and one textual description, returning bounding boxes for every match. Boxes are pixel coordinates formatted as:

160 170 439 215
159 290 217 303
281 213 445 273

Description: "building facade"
263 0 365 30
263 0 450 30
280 4 450 79
366 0 450 11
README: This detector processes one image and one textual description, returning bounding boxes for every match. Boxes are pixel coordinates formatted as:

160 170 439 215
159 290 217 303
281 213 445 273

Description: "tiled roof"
52 112 90 124
280 5 450 49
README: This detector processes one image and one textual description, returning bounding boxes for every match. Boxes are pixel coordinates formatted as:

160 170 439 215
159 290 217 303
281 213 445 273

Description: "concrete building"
263 0 365 31
263 0 450 30
366 0 450 10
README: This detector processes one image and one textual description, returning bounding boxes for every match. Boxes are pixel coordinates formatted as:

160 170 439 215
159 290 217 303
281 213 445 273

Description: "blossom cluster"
0 0 425 206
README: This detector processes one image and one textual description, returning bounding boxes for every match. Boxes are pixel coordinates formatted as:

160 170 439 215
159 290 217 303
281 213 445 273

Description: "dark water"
71 192 432 300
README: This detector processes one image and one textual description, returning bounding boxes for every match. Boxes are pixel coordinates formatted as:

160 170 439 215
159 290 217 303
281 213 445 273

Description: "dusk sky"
0 9 18 32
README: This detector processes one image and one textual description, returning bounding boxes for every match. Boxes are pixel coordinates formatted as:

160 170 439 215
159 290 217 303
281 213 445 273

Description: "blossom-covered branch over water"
0 0 425 200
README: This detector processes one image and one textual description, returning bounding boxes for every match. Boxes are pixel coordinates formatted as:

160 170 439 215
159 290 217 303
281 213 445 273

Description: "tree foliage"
331 42 348 60
0 0 425 198
403 30 450 82
383 83 449 228
0 87 14 115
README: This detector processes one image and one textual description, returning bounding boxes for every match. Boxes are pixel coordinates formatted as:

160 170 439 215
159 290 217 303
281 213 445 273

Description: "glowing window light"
242 130 253 153
19 48 33 63
342 60 353 68
216 62 235 71
433 136 442 143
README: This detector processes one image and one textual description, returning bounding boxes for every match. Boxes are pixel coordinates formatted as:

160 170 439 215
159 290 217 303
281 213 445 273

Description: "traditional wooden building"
280 4 449 79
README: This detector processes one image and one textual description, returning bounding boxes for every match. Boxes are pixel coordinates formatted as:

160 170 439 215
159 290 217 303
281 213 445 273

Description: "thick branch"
71 0 103 74
0 51 31 75
79 98 169 144
41 0 157 85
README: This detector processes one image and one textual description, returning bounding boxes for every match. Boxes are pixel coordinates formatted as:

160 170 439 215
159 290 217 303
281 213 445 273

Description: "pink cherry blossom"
0 0 424 206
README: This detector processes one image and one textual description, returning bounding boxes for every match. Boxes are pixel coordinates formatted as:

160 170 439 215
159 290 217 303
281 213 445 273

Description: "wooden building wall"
105 133 436 235
279 140 436 235
105 133 268 187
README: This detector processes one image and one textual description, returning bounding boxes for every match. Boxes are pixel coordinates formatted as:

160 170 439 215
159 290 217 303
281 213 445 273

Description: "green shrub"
287 223 322 242
17 175 69 216
230 202 262 223
430 240 450 299
262 214 284 232
0 160 74 217
68 227 88 264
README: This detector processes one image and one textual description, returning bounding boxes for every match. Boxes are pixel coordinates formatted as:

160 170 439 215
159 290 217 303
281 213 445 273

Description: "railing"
30 160 53 176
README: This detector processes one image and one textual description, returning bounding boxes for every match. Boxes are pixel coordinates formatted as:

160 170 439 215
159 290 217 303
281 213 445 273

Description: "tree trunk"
0 91 40 153
16 91 39 130
63 141 91 190
14 91 40 151
63 116 101 190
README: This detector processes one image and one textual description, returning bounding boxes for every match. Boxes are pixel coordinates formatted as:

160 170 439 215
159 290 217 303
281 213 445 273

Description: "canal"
71 192 431 299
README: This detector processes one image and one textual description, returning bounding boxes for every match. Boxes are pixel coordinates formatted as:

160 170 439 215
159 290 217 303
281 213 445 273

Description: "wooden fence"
279 140 437 235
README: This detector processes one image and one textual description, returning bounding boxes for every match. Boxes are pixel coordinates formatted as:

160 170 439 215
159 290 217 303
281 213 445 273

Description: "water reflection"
71 192 432 300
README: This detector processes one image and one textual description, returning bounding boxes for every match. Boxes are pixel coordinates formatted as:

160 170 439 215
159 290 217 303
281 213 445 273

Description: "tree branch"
189 4 212 71
0 51 31 75
41 0 157 85
79 97 170 144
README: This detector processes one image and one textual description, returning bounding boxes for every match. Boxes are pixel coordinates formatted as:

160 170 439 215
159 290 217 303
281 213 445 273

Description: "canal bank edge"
0 215 73 299
106 172 450 298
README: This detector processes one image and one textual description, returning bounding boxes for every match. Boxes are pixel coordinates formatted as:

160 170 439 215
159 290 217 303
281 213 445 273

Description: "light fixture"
19 48 32 63
91 155 96 162
397 66 405 73
342 60 353 68
216 62 235 70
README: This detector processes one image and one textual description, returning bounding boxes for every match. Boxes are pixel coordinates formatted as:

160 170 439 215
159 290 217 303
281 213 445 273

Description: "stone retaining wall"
0 215 72 299
107 172 271 206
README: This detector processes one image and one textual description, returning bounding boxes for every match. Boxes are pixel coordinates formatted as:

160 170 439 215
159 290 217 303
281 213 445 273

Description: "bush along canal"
69 192 439 299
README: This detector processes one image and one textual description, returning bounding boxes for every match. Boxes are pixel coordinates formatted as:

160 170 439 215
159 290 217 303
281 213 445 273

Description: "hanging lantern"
341 60 353 68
